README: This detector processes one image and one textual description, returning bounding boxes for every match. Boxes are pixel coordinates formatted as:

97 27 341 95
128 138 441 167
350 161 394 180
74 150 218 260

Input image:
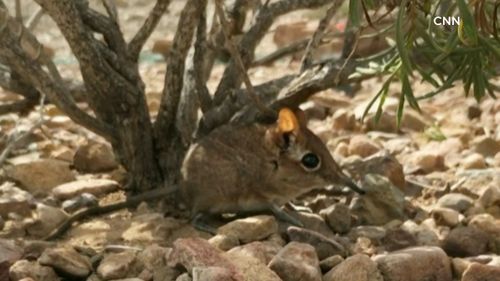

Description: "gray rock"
227 241 281 265
9 259 59 281
285 211 334 238
0 261 8 281
349 174 406 225
52 179 119 200
473 136 500 157
381 228 417 251
478 184 500 208
342 152 405 189
0 239 22 265
400 220 440 246
462 263 500 281
319 255 344 273
0 182 35 217
320 203 351 234
442 226 490 257
373 246 452 281
468 214 500 249
269 242 322 281
287 226 347 259
26 204 68 237
97 251 136 280
208 234 240 251
348 135 381 158
348 226 386 241
62 193 98 213
431 207 460 227
136 244 169 272
176 272 192 281
192 267 233 281
324 254 383 281
436 193 474 213
38 247 91 278
224 251 282 281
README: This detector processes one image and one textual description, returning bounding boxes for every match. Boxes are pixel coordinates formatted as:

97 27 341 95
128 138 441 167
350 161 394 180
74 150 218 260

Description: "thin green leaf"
396 0 413 72
414 63 440 87
456 0 478 45
348 0 362 28
374 85 389 124
479 35 500 60
362 72 397 122
396 90 405 128
401 68 421 112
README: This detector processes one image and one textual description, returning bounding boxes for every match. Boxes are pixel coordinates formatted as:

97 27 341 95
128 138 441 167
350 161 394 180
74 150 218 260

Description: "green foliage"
353 0 500 126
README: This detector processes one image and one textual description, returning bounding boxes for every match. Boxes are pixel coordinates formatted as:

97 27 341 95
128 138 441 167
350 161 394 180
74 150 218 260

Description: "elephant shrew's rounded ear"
277 108 300 134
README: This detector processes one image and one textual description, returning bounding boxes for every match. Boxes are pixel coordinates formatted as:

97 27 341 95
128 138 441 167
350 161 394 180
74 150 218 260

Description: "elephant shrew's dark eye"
301 152 321 171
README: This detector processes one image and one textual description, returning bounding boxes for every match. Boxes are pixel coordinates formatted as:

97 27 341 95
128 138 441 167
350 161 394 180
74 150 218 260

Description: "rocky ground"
1 1 500 281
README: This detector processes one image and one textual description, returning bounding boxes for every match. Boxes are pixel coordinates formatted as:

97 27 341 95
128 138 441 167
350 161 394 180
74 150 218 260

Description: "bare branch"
0 7 116 139
193 8 212 113
15 0 21 21
128 0 171 61
214 0 275 119
234 59 376 124
76 2 128 59
0 94 45 167
0 99 38 115
27 6 44 31
101 0 119 24
154 0 206 135
213 0 332 105
300 0 343 72
252 39 309 66
153 0 207 181
198 75 295 136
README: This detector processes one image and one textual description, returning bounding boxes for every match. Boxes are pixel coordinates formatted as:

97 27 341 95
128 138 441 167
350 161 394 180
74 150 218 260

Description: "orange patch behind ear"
278 108 300 134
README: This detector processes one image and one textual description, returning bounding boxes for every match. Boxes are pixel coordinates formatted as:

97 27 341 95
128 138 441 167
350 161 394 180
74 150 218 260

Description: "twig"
252 39 309 66
213 0 332 106
335 30 360 84
154 0 206 171
128 0 171 61
15 0 21 21
193 8 213 113
0 6 116 140
101 0 119 24
0 99 38 115
252 32 345 67
0 94 46 167
27 6 44 31
77 3 128 59
214 0 275 118
300 0 344 72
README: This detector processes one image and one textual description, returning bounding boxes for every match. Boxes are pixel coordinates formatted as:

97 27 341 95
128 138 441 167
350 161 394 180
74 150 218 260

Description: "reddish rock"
167 238 242 280
227 241 281 264
324 254 383 281
269 242 321 281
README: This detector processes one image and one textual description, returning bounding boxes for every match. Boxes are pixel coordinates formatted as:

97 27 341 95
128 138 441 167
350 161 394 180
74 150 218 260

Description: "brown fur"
181 108 352 217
